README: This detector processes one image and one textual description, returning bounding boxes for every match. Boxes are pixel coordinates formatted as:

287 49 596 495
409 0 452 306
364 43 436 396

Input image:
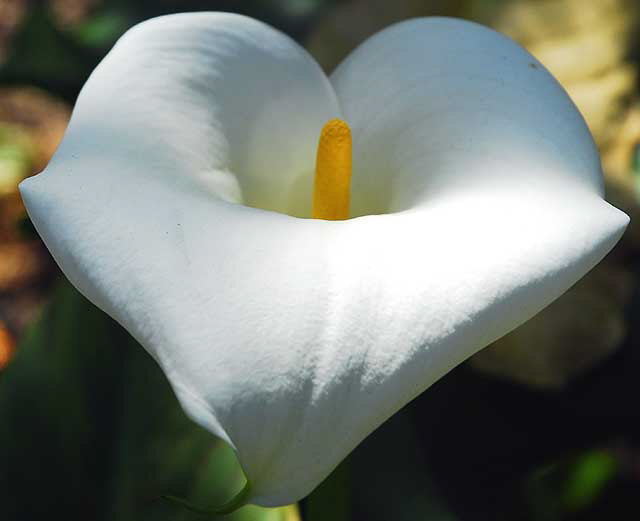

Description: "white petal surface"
21 14 627 508
332 17 606 216
42 12 341 216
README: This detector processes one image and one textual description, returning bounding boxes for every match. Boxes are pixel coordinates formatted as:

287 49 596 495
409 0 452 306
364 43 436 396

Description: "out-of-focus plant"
0 280 301 521
0 87 69 369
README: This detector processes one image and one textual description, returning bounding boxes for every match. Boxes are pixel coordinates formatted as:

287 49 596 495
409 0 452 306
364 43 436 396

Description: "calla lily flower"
20 13 628 507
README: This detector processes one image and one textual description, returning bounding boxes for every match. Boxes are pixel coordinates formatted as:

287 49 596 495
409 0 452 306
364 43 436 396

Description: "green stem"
162 480 252 517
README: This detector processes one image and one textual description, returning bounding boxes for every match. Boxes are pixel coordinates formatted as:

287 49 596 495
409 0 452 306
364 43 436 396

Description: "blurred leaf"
351 409 458 521
305 459 351 521
562 450 617 511
0 7 89 92
271 0 321 17
631 142 640 201
525 449 619 521
70 10 131 48
525 463 565 521
0 279 297 520
304 404 458 521
0 125 33 195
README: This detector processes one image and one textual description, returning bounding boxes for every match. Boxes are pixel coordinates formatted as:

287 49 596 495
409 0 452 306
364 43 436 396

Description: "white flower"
20 13 628 507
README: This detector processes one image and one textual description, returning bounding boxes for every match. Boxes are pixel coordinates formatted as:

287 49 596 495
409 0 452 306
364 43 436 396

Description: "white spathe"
20 13 628 506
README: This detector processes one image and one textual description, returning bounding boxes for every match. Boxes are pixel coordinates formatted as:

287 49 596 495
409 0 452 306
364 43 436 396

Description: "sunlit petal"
20 14 628 507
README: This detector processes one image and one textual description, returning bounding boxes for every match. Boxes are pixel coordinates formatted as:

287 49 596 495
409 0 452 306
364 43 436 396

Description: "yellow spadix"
312 118 352 220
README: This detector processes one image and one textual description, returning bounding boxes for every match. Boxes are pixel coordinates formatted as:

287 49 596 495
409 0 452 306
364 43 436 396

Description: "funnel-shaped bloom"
20 13 628 506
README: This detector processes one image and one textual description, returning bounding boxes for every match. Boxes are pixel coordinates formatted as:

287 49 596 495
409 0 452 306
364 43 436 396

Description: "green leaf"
70 11 131 48
562 450 617 511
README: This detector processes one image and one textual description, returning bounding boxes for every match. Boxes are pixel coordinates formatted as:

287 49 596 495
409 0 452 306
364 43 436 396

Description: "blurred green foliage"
0 125 32 195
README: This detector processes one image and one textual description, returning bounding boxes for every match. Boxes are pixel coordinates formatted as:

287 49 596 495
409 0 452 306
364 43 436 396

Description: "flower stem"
162 480 252 517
